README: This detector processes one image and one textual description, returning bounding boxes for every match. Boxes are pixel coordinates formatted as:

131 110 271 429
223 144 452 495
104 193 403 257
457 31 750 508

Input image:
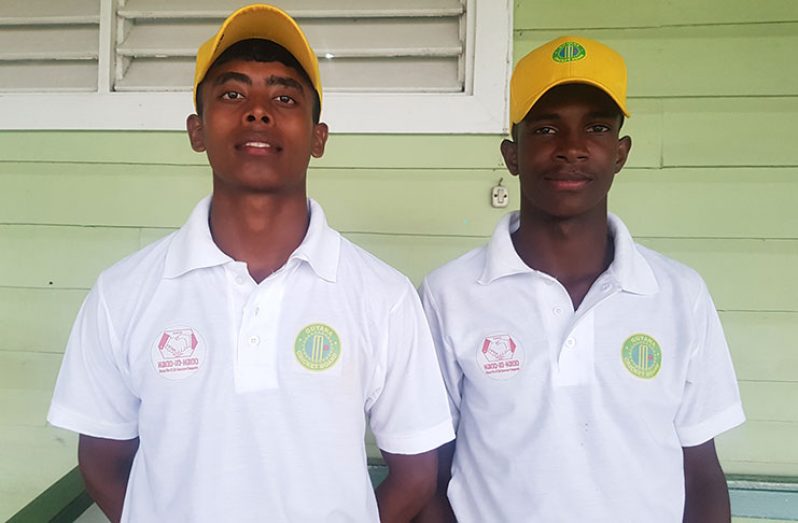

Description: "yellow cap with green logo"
510 35 629 125
193 3 322 112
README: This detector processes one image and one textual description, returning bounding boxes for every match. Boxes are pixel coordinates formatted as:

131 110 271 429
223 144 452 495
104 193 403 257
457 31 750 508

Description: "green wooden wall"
1 0 797 519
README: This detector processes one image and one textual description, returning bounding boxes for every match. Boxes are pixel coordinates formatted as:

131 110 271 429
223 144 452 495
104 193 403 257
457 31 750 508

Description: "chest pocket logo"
622 333 662 379
151 327 204 380
294 323 341 371
477 334 523 380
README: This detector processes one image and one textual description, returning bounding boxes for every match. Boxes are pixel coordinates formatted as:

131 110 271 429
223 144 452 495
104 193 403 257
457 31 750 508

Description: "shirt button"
236 276 246 285
248 336 260 346
254 306 261 316
600 282 611 291
553 306 563 315
565 337 576 348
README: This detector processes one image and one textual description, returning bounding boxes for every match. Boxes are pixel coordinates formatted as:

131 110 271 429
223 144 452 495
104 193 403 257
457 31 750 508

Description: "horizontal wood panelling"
0 132 507 169
514 0 798 29
4 163 797 240
514 25 798 98
1 226 795 311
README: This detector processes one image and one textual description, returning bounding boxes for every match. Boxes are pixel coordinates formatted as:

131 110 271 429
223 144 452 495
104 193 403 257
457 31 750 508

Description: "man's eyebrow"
587 110 620 120
525 113 561 123
266 75 304 92
213 71 252 86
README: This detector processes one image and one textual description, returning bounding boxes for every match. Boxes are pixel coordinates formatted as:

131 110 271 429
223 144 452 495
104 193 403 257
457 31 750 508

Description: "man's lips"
236 140 281 155
544 173 591 190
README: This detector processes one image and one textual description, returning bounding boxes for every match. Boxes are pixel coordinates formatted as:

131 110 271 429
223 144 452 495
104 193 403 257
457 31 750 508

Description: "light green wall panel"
0 351 61 391
0 289 86 354
514 0 798 29
639 238 798 312
611 169 798 240
719 421 798 475
724 312 798 383
0 225 141 289
0 163 210 228
663 98 798 167
0 426 77 522
739 382 798 424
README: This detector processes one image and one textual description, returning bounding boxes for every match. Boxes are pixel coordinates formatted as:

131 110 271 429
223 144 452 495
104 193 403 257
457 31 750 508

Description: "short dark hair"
195 39 321 123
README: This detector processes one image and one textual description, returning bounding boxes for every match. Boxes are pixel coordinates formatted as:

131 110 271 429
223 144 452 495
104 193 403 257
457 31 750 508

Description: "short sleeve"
674 281 745 447
419 279 464 431
366 281 454 455
47 277 140 439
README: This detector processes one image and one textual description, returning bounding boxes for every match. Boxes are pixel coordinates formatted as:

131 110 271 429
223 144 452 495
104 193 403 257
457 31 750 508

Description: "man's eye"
534 127 556 135
275 95 295 105
221 91 243 100
588 124 610 133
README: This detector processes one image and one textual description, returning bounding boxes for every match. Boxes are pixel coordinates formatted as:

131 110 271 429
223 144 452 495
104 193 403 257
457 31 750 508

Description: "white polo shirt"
48 197 454 523
420 212 745 523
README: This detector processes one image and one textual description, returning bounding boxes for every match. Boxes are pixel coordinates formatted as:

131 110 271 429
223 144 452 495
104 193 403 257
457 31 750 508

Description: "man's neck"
512 209 613 309
209 191 309 283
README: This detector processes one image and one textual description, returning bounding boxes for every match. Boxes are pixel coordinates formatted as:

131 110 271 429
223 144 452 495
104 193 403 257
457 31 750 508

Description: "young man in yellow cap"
47 5 453 522
418 36 744 522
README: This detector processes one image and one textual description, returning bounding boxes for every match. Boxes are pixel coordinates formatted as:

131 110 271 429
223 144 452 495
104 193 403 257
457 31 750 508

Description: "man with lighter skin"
47 5 453 522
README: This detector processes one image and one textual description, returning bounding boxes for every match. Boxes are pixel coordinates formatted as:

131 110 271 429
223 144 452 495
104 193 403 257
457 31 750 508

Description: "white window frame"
0 0 511 134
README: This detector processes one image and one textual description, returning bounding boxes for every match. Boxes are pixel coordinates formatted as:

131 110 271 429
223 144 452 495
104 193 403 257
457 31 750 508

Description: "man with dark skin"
49 5 453 522
418 36 744 522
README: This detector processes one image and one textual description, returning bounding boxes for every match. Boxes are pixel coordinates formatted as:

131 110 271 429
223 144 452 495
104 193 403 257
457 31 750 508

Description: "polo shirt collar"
605 213 659 295
164 196 340 282
478 211 659 295
478 212 530 284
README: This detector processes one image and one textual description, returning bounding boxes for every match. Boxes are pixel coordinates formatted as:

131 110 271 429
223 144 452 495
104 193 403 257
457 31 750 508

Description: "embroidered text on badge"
151 327 205 380
622 333 662 379
295 323 341 371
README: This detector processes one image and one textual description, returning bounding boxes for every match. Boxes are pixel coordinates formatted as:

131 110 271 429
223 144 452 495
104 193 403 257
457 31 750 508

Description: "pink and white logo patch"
477 334 523 380
151 327 204 380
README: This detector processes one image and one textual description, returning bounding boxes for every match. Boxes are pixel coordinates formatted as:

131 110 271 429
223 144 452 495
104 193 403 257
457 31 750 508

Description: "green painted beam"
514 25 798 98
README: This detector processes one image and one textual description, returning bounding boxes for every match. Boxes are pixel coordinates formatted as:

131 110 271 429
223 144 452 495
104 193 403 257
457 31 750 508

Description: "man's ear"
500 139 519 176
615 135 632 173
186 114 206 153
311 122 329 158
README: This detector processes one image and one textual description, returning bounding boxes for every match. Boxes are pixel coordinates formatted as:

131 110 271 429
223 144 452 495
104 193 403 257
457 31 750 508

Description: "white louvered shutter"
0 0 100 92
114 0 466 93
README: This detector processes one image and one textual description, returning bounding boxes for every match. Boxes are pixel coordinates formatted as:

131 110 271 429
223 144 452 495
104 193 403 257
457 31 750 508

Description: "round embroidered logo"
151 326 205 380
295 323 341 371
476 334 523 380
622 333 662 379
552 42 587 63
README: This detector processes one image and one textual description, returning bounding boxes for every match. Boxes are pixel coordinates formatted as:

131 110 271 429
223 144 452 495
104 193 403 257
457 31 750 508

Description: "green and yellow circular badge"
622 333 662 379
552 42 586 63
294 323 341 371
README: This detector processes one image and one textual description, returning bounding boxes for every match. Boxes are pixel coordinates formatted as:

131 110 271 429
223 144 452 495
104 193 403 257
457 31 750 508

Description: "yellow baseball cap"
193 4 322 111
510 35 629 125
